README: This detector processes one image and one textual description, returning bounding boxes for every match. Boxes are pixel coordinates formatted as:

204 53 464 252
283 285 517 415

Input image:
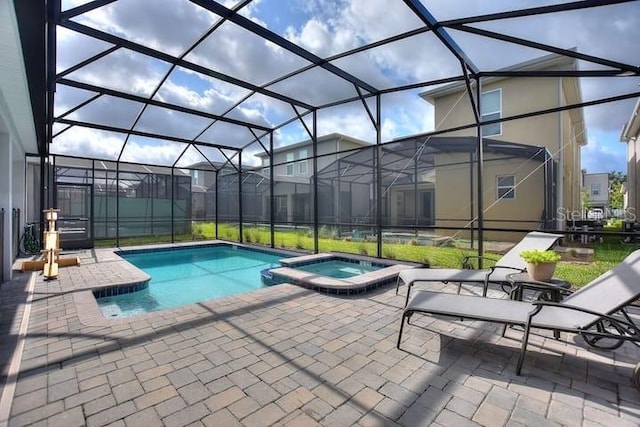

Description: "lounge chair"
396 231 563 304
397 249 640 388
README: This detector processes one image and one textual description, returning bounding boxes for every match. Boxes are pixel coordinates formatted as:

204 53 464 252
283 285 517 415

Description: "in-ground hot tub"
261 253 413 295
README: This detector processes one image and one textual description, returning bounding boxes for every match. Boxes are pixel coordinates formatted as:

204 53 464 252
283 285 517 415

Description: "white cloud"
51 127 124 160
581 132 627 174
75 0 217 56
119 137 187 166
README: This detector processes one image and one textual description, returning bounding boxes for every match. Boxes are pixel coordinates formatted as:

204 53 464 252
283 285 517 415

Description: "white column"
12 133 25 225
0 131 13 281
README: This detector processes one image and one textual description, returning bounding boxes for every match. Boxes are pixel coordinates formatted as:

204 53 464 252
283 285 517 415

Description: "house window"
298 149 308 174
591 183 600 196
262 157 270 167
286 153 294 175
481 89 501 137
497 175 515 200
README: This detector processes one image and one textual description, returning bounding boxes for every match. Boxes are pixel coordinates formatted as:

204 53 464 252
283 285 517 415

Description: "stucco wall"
433 77 560 148
434 151 546 241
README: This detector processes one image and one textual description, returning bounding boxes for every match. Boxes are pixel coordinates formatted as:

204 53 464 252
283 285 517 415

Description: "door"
55 183 94 249
293 194 309 223
420 190 434 226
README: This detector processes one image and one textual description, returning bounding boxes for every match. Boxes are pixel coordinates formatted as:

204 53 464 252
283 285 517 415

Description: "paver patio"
1 246 639 426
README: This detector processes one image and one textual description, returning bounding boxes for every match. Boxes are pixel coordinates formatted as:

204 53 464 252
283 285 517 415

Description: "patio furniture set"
394 231 640 390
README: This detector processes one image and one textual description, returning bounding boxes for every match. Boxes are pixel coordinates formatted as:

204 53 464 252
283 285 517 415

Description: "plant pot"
526 262 557 281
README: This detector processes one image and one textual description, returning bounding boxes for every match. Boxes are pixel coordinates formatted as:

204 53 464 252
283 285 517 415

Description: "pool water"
296 260 381 279
97 246 286 317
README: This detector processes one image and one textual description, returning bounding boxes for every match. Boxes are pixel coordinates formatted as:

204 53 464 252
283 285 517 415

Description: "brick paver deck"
1 244 639 426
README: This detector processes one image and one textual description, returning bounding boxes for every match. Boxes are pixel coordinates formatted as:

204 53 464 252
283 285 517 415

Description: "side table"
506 272 572 339
506 272 571 303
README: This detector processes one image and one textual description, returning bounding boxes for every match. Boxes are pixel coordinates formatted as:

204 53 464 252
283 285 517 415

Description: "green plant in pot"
520 249 561 281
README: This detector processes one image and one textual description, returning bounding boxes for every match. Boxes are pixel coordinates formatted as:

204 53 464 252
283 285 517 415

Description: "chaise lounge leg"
516 321 532 375
404 283 414 307
397 312 408 349
395 276 401 295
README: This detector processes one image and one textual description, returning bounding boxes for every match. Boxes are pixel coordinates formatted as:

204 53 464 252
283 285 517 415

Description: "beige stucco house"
420 52 587 238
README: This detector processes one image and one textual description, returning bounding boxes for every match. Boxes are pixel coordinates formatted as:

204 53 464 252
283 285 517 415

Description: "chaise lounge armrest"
526 300 640 339
461 255 500 269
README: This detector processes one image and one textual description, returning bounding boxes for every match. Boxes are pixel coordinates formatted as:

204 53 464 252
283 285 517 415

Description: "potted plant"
520 249 561 281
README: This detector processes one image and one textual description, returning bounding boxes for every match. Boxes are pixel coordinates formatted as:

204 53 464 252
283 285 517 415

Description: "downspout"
557 77 564 230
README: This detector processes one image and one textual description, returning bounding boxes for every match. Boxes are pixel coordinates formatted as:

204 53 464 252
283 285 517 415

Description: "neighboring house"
314 135 552 234
620 99 640 218
242 130 552 239
419 52 587 235
186 163 220 219
582 172 609 211
254 133 372 223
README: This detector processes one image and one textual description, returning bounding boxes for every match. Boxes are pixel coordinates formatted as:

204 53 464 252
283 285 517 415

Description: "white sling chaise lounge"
396 231 563 304
397 249 640 389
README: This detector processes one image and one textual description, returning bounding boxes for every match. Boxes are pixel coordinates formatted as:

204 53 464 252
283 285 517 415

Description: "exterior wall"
1 0 40 282
560 81 583 214
426 72 584 233
0 130 30 282
621 100 640 219
432 77 560 148
433 151 545 242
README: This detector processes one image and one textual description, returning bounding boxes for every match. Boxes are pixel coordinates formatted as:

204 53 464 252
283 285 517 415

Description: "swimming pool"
96 245 288 317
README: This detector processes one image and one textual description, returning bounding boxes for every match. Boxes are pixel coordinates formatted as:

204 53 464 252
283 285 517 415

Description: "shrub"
382 246 397 260
252 229 262 244
357 241 368 255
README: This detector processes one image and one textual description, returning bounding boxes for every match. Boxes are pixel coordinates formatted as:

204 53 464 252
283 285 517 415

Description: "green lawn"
96 222 640 288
